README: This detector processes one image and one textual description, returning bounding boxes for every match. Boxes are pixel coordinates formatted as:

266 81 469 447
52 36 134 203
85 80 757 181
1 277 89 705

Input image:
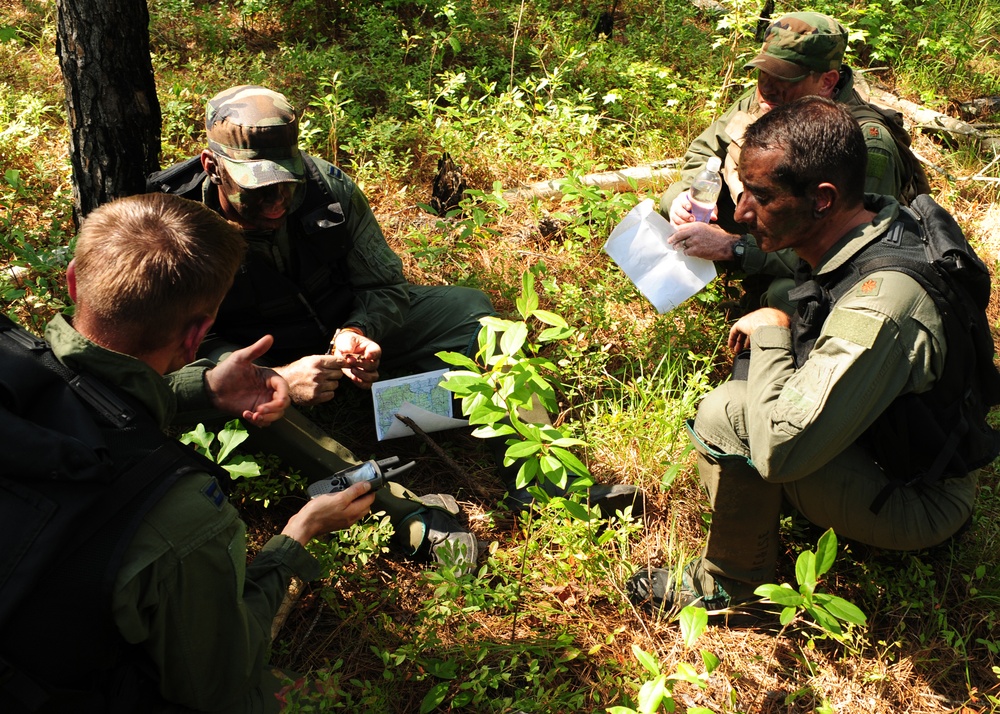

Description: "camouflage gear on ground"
744 12 848 81
206 84 305 188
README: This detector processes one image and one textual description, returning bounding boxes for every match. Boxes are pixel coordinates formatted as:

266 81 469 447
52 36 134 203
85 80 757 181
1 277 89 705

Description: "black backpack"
0 315 224 712
790 194 1000 513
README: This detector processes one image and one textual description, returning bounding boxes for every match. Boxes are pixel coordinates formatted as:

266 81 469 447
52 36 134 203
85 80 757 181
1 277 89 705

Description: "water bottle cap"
706 156 722 173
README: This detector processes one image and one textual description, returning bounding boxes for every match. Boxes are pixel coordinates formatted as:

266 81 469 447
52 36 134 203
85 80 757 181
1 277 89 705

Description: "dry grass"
3 1 1000 710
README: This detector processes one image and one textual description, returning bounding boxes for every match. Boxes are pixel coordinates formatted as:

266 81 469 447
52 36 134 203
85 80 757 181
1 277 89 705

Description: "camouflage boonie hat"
205 85 305 189
744 12 847 82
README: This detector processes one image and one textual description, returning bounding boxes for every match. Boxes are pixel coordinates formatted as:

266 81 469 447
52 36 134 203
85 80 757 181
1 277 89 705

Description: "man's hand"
204 335 290 427
728 308 791 353
280 481 375 545
274 355 347 406
330 330 382 389
668 222 741 262
668 191 719 226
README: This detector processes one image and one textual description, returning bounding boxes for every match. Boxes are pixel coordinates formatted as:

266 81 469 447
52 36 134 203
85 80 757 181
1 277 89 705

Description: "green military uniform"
659 67 905 313
166 152 492 480
150 86 486 567
193 152 492 372
46 315 309 713
158 155 479 554
688 196 977 597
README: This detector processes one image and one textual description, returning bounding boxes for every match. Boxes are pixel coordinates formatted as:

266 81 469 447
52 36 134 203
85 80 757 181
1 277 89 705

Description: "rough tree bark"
56 0 160 222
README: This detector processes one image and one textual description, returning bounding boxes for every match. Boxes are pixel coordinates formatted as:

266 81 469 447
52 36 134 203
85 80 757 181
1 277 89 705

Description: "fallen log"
501 159 680 201
866 86 982 140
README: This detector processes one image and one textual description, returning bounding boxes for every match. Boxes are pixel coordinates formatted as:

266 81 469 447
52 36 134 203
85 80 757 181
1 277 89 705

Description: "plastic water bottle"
688 156 722 223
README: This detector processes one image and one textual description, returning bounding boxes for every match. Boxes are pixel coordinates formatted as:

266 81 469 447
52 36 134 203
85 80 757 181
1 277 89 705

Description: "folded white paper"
371 368 468 440
603 198 717 313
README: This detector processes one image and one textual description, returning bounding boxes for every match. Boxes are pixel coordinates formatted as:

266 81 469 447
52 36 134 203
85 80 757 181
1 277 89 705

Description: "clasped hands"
274 329 382 407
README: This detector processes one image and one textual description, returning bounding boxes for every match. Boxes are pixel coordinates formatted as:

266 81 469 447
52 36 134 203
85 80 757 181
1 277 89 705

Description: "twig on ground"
394 413 469 481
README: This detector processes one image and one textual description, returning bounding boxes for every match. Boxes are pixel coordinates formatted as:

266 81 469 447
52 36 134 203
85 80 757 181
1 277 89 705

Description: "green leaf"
631 645 660 677
468 401 508 425
549 446 590 477
679 606 708 648
0 27 17 43
479 315 515 332
435 351 479 369
560 498 592 521
471 423 516 439
516 271 539 318
779 606 796 626
700 649 720 674
499 321 528 356
419 681 449 713
795 550 816 589
807 605 844 636
217 420 250 463
815 594 867 625
532 309 568 328
179 423 214 457
814 528 838 577
514 458 540 488
667 661 700 685
223 456 262 479
637 674 668 714
538 325 574 342
755 583 803 607
439 371 485 392
505 440 542 459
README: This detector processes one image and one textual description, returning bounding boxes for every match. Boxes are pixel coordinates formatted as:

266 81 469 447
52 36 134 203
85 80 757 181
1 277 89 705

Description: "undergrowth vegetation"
2 0 1000 710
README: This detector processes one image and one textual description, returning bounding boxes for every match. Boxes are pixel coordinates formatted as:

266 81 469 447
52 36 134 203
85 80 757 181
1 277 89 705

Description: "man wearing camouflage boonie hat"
658 11 925 315
147 84 493 574
148 85 644 573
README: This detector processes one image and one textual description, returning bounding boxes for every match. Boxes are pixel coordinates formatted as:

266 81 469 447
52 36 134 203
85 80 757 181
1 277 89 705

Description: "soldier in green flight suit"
661 12 926 314
1 193 374 712
629 98 988 620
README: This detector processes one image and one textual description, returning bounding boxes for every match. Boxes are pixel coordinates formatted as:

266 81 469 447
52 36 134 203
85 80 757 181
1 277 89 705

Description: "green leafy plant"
754 529 867 640
438 270 596 508
180 420 306 506
607 606 719 714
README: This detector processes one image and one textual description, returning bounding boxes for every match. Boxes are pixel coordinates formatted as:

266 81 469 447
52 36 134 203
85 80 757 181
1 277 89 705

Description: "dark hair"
742 96 866 204
74 193 246 353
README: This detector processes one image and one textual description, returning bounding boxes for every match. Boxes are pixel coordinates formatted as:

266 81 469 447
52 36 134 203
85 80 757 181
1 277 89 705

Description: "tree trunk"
56 0 160 222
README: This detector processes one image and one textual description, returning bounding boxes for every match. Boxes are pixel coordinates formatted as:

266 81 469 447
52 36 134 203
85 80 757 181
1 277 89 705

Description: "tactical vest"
148 155 356 362
0 316 229 713
787 196 1000 512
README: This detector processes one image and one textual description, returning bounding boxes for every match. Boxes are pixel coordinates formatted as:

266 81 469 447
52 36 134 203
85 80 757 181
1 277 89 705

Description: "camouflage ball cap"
206 85 305 189
744 12 848 82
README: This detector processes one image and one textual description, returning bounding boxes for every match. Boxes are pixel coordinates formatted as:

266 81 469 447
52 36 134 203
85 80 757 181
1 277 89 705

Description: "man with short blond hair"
1 192 374 712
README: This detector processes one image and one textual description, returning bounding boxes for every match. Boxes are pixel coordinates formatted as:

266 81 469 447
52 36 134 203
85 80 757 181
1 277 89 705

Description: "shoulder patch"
825 308 882 350
866 125 883 140
201 478 227 510
866 152 889 179
327 164 343 180
854 276 883 297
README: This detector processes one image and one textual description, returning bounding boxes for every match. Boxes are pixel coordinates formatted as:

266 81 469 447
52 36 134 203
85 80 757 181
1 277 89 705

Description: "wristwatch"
731 237 747 264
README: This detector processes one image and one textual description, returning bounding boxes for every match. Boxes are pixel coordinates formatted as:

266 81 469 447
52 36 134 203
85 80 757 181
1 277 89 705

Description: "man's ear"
66 258 78 303
812 182 838 218
201 150 222 185
180 314 215 365
818 69 841 97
